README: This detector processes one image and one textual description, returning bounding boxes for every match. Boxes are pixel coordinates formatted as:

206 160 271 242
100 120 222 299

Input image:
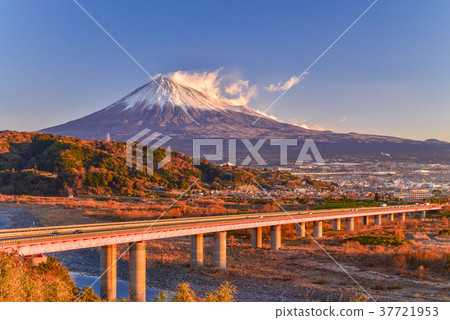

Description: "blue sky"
1 0 449 141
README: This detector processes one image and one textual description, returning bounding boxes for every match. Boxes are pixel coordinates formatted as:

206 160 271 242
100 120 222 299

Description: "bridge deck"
0 205 442 255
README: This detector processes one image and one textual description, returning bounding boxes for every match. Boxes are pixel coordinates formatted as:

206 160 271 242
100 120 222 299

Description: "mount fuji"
41 76 450 163
42 76 303 140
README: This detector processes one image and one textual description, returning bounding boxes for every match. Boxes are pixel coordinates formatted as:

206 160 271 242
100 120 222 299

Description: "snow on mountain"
106 76 266 119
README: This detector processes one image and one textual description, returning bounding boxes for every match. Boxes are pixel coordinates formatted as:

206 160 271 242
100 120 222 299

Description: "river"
0 214 6 228
70 272 164 301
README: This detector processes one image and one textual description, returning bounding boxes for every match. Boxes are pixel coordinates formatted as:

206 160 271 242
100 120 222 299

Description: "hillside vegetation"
0 253 99 302
0 131 328 197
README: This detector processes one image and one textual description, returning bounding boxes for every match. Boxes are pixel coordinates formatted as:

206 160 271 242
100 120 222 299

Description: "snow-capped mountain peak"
107 76 262 118
117 77 226 112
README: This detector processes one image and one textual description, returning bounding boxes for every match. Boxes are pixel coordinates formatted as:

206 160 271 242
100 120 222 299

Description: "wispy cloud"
298 123 328 131
341 116 348 122
252 109 284 122
289 119 329 131
264 73 308 92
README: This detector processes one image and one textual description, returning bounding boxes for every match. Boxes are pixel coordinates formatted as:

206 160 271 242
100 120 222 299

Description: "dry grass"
397 244 449 271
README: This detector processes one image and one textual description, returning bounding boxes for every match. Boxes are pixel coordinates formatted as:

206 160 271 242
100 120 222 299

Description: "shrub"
153 291 167 302
168 281 239 302
346 235 408 246
393 255 407 275
172 283 198 302
446 255 450 270
343 241 364 253
438 228 450 237
387 284 403 290
78 286 101 302
205 281 237 302
416 265 428 281
372 281 386 290
350 294 370 302
312 279 330 285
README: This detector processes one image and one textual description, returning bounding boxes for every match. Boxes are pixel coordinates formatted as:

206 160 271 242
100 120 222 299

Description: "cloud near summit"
166 69 257 106
164 69 311 107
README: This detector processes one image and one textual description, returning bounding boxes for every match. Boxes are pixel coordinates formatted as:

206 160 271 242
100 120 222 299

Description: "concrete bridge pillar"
129 241 146 302
409 212 415 218
374 215 382 226
271 225 281 250
190 234 204 267
100 244 117 301
313 221 322 238
387 213 394 221
399 213 406 223
214 232 227 269
346 218 355 231
251 227 262 248
420 211 426 219
296 222 306 237
362 216 370 225
332 219 341 231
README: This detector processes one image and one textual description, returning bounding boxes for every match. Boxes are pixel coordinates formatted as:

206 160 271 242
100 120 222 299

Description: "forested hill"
0 131 327 196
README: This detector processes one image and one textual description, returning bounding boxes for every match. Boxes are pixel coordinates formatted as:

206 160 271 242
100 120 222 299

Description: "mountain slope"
41 76 450 163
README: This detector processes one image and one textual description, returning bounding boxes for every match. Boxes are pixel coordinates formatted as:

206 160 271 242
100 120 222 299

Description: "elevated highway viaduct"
0 204 443 301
